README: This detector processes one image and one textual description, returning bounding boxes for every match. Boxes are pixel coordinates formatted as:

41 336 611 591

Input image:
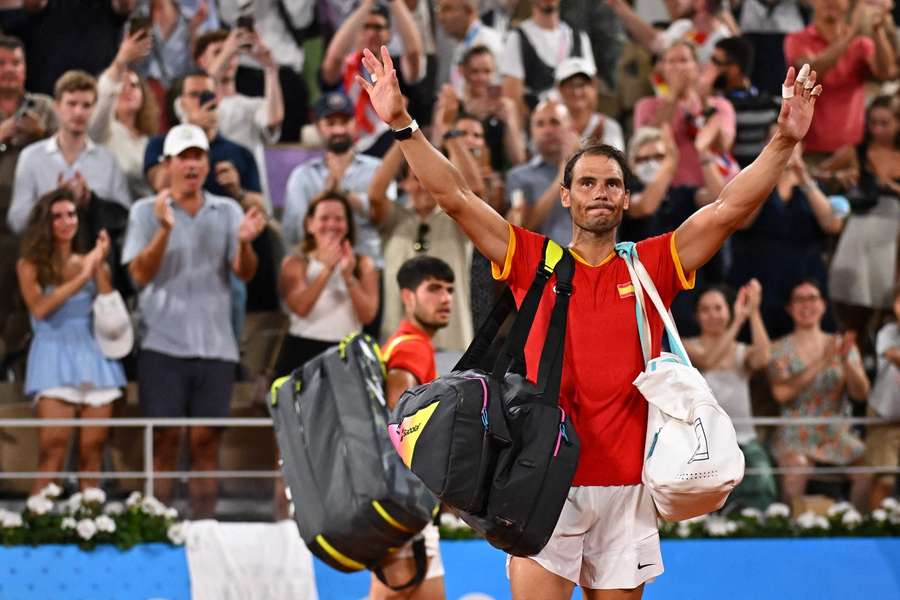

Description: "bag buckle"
553 281 573 296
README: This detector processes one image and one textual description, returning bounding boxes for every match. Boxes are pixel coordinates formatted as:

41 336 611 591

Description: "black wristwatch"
443 129 465 141
392 119 419 141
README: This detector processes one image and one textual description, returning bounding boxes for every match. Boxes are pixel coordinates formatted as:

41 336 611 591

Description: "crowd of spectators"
0 0 897 519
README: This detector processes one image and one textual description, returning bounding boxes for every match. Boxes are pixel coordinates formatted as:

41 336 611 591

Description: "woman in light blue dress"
16 188 126 494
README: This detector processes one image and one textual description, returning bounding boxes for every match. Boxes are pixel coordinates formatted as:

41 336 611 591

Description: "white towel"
185 520 319 600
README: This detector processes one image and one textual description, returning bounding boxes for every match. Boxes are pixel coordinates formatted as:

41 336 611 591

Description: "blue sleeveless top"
25 279 126 396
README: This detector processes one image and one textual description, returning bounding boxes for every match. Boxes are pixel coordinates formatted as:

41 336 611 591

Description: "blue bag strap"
615 241 691 365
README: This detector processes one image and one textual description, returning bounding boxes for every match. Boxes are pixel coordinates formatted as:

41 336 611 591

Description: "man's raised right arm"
357 47 510 266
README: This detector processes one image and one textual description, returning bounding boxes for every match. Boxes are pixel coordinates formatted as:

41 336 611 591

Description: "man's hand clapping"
154 188 175 230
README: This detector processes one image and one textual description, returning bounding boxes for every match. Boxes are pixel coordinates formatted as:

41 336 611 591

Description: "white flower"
740 508 763 522
1 512 23 528
796 511 818 529
872 508 888 522
726 521 738 534
880 497 899 512
61 517 77 530
126 491 142 507
841 509 862 528
826 501 853 517
39 483 62 499
103 501 125 516
65 492 83 513
438 513 468 529
95 515 116 533
815 516 830 530
164 507 178 520
765 503 791 519
167 523 187 545
82 488 106 505
76 519 97 540
141 496 166 517
26 495 54 515
705 517 730 537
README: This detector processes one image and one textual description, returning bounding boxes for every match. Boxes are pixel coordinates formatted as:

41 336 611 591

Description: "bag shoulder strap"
615 241 691 366
493 238 574 402
455 237 565 372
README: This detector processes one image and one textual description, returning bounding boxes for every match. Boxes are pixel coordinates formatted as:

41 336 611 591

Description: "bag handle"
615 242 691 366
372 535 428 591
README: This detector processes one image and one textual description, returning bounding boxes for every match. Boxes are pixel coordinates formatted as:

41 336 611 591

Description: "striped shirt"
725 86 780 168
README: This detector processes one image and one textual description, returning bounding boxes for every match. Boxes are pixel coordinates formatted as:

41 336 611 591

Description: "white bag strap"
615 242 692 367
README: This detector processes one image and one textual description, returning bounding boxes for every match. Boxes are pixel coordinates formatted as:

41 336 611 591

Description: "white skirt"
36 386 122 407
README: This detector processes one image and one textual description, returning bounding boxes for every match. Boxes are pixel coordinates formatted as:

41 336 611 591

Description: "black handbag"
389 238 580 556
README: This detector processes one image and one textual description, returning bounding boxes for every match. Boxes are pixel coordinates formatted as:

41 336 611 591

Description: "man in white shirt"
500 0 595 116
8 70 130 234
435 0 503 93
194 28 284 214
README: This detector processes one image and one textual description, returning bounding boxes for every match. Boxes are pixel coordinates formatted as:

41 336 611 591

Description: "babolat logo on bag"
388 238 580 557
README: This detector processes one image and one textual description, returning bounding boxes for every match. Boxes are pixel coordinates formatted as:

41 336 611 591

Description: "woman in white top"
274 190 380 377
684 279 778 509
89 28 160 201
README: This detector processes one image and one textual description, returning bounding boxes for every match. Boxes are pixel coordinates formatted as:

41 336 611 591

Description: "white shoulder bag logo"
615 242 745 521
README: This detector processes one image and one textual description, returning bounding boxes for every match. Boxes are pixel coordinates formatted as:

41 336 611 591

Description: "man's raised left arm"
675 65 822 274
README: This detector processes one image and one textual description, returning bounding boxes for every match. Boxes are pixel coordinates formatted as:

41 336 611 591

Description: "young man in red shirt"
371 255 455 600
359 45 822 599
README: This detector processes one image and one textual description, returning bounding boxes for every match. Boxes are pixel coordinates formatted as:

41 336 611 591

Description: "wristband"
392 119 419 141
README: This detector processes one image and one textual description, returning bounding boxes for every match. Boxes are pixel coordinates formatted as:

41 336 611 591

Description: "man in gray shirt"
505 99 579 245
7 70 130 234
122 124 266 518
282 91 395 268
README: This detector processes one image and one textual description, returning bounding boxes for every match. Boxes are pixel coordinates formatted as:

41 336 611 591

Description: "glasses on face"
414 222 430 253
634 153 666 164
363 23 388 32
710 56 732 67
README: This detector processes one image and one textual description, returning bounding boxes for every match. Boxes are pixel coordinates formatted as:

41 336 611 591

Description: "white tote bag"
616 242 744 521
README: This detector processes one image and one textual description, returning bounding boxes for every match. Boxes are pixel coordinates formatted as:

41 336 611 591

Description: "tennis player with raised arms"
358 45 822 600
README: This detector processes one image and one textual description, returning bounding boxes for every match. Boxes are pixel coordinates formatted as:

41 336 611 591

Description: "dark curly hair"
19 188 84 287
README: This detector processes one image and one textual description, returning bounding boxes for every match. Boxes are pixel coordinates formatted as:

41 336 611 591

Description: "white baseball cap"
163 124 209 158
92 292 134 359
554 57 597 85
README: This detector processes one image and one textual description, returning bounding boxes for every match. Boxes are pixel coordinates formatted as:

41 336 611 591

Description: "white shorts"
507 485 663 590
37 386 121 407
391 522 444 580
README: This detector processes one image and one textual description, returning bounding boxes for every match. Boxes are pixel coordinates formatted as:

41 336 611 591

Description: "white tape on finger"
371 74 378 84
782 84 795 99
804 78 815 89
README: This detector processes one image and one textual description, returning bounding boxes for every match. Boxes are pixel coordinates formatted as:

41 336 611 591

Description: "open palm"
356 47 407 128
776 65 823 144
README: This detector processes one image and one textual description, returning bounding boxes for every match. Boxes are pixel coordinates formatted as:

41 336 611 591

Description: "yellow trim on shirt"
491 222 517 281
569 249 616 268
670 232 696 290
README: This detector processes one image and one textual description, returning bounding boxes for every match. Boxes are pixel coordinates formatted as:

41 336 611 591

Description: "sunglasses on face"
363 23 388 32
710 56 732 67
414 222 430 253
